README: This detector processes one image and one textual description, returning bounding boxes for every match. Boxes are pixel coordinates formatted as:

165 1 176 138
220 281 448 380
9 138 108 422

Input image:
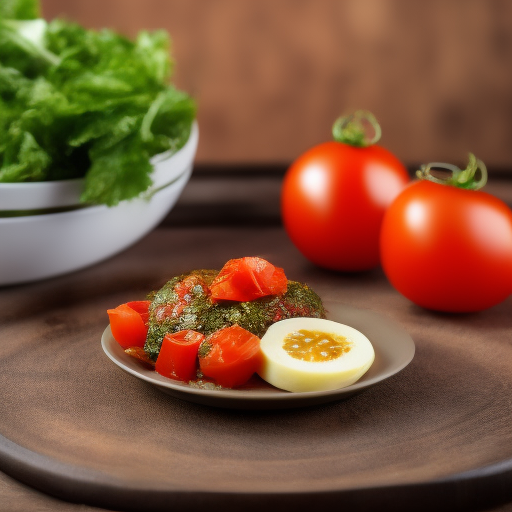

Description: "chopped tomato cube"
126 301 151 324
199 325 262 388
155 330 204 382
107 301 151 349
210 257 287 302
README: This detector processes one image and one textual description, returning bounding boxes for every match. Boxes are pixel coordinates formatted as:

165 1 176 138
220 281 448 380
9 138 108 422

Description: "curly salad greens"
0 0 196 205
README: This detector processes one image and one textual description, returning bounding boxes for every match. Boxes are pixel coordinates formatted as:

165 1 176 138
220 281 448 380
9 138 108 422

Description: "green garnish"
144 270 326 361
197 341 212 359
0 0 196 206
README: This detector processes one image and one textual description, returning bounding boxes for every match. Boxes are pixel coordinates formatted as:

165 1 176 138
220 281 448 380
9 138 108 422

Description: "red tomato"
155 330 204 382
107 301 150 349
380 180 512 312
126 301 150 324
199 325 262 388
282 138 409 271
210 257 287 302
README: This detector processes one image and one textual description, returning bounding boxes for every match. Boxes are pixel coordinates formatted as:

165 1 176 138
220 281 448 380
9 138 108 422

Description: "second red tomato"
282 141 409 271
380 179 512 312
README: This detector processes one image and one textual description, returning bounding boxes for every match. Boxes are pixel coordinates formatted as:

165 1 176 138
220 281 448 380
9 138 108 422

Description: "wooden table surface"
1 172 512 512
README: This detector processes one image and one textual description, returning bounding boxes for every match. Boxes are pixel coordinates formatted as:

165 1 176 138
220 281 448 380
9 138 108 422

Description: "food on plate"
258 318 374 392
380 154 512 312
210 257 287 302
155 330 204 382
108 257 330 389
198 325 262 388
107 301 151 349
107 257 376 391
0 0 195 206
124 347 155 367
144 259 325 361
281 110 409 271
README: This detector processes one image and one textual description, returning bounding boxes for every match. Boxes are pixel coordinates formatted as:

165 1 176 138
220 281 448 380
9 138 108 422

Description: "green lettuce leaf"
0 0 196 205
81 134 153 206
0 0 40 20
0 129 50 182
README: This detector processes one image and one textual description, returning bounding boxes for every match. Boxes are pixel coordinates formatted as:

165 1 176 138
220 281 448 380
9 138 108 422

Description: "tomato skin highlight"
199 325 262 388
155 330 204 382
107 301 150 349
282 141 409 271
380 180 512 312
210 257 287 302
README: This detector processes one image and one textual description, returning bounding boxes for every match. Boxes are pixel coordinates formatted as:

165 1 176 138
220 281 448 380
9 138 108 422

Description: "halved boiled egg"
258 317 375 392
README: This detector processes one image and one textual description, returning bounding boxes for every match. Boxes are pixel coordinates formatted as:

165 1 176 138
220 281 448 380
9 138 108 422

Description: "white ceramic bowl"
0 123 198 286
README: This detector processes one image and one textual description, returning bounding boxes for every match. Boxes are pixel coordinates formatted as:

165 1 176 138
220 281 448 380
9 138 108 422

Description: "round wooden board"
0 227 511 512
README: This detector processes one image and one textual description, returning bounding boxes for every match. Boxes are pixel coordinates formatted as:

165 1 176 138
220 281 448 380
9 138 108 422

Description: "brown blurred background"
42 0 512 174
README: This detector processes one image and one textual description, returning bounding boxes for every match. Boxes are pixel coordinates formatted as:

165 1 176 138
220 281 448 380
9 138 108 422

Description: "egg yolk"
283 330 352 362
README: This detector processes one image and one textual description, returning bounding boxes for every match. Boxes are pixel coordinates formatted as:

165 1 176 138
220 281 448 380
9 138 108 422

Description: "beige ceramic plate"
101 301 415 409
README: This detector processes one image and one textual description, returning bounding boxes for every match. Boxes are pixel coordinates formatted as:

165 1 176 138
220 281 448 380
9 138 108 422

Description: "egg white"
258 317 375 392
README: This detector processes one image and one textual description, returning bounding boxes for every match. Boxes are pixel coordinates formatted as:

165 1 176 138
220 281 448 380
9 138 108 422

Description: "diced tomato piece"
199 325 262 388
126 301 151 324
210 257 287 302
107 301 150 349
155 330 204 382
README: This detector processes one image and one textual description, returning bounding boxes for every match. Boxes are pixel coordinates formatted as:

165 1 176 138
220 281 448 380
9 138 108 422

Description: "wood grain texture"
39 0 512 171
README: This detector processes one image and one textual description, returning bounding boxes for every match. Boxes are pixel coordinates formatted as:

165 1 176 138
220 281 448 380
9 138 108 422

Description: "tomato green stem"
416 153 488 190
332 110 382 147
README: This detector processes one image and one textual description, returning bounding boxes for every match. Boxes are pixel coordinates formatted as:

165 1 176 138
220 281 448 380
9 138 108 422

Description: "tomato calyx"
332 110 382 147
416 153 488 191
